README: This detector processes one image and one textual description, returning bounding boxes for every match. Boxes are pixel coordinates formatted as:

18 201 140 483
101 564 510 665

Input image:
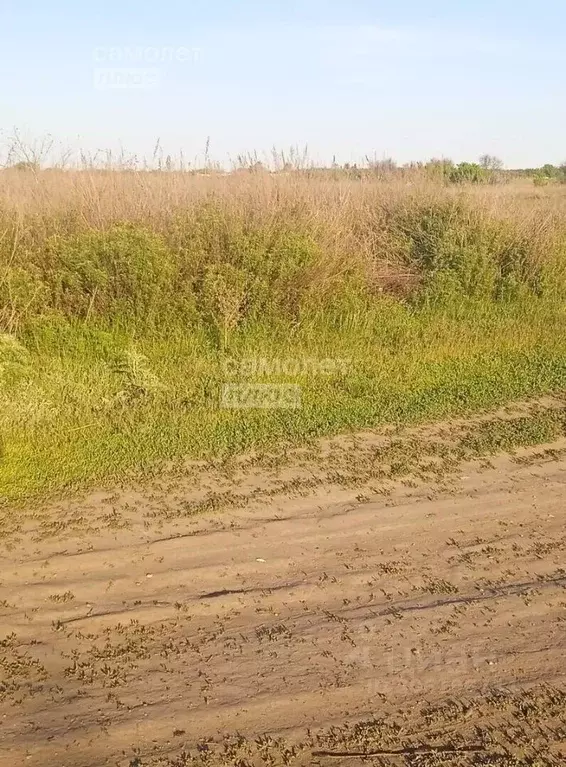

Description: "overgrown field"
1 170 566 503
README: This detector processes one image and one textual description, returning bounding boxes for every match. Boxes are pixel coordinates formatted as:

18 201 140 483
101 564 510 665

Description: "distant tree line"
523 163 566 186
3 146 566 186
335 155 566 186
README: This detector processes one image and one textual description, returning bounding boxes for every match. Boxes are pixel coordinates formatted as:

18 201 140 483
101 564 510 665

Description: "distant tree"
533 172 550 187
425 158 454 180
367 157 397 179
7 160 40 172
530 163 566 185
541 163 559 178
479 154 504 171
3 129 54 177
449 162 490 184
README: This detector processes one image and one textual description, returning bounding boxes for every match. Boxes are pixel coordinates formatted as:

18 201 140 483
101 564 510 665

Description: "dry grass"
1 167 565 312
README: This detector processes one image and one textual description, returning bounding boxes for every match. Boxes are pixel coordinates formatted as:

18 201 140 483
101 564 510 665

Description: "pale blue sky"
1 0 565 167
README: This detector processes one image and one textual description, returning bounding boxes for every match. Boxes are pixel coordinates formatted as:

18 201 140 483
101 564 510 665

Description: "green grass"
2 298 566 504
2 188 566 504
460 409 566 455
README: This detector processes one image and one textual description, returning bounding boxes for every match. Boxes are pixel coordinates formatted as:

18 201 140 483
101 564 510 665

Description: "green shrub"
448 162 491 185
43 225 175 326
169 206 326 324
390 199 553 306
200 263 249 347
0 266 48 331
533 173 551 187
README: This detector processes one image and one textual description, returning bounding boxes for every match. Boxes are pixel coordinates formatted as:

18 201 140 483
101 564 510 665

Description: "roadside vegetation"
1 156 566 503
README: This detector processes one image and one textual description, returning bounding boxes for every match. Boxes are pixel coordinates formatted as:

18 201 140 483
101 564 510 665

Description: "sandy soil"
1 433 565 765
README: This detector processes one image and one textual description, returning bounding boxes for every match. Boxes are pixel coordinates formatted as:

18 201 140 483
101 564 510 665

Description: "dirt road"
1 423 565 765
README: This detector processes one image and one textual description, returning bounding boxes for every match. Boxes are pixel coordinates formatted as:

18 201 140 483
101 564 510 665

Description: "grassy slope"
1 173 566 503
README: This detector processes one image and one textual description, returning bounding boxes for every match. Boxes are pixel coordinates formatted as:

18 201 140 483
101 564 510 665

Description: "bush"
200 263 248 347
448 163 491 185
167 206 325 327
389 198 555 305
1 177 565 334
0 266 48 332
44 225 175 326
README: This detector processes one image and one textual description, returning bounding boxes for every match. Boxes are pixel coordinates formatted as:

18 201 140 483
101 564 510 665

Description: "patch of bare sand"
0 424 565 765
